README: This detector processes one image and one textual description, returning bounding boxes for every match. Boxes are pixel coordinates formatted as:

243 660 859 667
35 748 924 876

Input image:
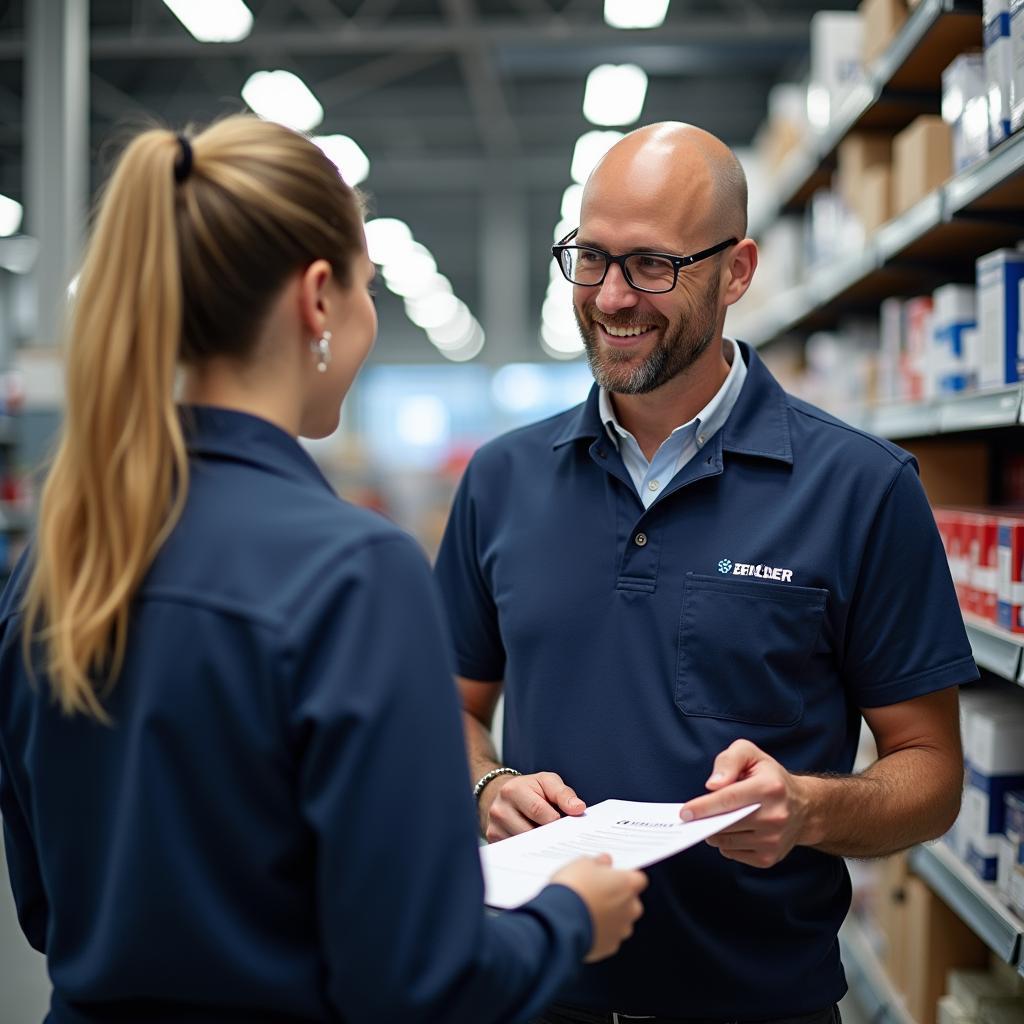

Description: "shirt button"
634 532 648 547
697 433 707 446
648 480 660 492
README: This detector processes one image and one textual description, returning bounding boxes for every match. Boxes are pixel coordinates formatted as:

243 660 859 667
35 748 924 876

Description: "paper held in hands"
480 799 760 909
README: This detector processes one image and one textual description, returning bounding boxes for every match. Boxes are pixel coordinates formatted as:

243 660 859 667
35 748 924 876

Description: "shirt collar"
552 340 793 464
597 336 746 451
181 405 336 492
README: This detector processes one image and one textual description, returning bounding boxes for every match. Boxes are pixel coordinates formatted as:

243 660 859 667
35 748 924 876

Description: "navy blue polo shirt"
435 342 978 1018
0 406 591 1024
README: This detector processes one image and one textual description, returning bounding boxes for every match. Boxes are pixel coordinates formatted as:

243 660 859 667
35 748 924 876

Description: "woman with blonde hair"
0 116 645 1024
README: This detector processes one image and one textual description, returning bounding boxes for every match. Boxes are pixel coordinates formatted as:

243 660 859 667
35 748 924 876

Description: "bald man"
434 123 973 1023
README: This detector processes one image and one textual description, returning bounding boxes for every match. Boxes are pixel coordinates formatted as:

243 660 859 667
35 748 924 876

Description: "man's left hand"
679 739 815 869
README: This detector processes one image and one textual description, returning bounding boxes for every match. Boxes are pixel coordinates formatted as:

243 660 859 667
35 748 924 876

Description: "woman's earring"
311 330 332 373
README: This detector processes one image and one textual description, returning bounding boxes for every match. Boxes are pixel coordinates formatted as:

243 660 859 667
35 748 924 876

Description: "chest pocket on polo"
675 572 827 727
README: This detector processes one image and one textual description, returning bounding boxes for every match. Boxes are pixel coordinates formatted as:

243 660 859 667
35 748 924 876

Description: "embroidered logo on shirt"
718 558 793 582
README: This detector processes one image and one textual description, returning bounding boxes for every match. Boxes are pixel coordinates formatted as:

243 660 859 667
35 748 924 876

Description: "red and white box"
969 512 999 622
997 514 1024 634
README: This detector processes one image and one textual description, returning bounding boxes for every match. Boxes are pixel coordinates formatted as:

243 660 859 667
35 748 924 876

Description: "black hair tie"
173 134 193 184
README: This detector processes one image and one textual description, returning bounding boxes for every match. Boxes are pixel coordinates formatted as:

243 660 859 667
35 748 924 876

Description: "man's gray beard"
575 280 720 396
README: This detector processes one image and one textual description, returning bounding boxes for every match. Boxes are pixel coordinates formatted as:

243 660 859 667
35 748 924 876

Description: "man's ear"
722 239 758 308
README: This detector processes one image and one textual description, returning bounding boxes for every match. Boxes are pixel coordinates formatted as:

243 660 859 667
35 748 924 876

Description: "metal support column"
25 0 89 346
481 184 530 364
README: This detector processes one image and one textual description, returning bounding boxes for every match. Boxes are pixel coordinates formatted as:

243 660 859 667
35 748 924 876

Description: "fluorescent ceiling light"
405 291 461 331
313 134 369 186
604 0 669 30
382 242 437 290
242 70 323 132
440 322 485 362
163 0 253 42
427 305 474 348
364 218 413 265
583 64 648 126
571 130 625 185
0 194 23 237
391 271 452 302
560 184 584 224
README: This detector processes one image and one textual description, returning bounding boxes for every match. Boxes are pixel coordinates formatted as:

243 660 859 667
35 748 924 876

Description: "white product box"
1012 0 1024 130
944 53 991 170
807 12 865 133
996 834 1016 897
986 0 1014 146
932 284 977 392
878 297 903 401
963 708 1024 880
976 248 1024 385
949 968 1022 1016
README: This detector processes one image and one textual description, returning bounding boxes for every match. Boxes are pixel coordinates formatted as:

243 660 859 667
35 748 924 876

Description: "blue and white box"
963 706 1024 881
1012 0 1024 131
976 247 1024 386
986 0 1014 146
931 284 977 392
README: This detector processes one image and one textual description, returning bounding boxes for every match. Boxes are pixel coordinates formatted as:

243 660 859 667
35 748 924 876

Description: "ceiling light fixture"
0 194 23 237
583 64 649 126
603 0 670 30
313 134 370 186
162 0 253 43
241 70 323 132
570 130 625 185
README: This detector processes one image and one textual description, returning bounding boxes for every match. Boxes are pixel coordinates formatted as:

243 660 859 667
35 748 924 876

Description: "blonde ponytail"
24 132 189 719
22 116 366 719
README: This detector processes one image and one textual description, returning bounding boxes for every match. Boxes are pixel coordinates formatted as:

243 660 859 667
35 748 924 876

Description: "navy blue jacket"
0 406 591 1024
435 343 978 1017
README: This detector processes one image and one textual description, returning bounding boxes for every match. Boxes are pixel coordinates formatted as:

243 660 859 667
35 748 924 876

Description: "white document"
480 799 759 909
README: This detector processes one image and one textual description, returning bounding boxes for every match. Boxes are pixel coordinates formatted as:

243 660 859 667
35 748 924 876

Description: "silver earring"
311 330 332 373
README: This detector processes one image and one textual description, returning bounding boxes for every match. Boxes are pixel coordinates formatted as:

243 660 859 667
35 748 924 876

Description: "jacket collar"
181 405 336 492
551 341 792 464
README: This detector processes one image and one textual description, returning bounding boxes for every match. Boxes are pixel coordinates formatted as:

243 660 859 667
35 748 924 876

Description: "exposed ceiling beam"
440 0 520 157
0 19 812 60
315 50 450 107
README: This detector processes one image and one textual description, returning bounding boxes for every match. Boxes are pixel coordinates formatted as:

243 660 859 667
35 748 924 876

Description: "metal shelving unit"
839 916 918 1024
750 0 983 238
908 844 1024 966
733 128 1024 345
961 614 1024 685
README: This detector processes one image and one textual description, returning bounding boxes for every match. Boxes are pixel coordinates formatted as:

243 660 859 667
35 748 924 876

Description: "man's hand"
679 739 814 869
481 771 586 842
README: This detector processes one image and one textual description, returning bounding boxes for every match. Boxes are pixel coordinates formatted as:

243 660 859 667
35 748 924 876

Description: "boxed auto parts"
976 247 1024 386
961 700 1024 880
985 0 1013 146
943 53 991 171
808 11 864 133
859 0 908 66
932 284 977 393
892 115 953 215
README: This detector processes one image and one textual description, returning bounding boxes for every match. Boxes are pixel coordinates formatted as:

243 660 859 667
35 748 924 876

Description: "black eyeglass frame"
551 228 739 294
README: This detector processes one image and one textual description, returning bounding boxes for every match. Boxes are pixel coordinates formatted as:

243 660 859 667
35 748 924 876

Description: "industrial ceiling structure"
0 0 855 364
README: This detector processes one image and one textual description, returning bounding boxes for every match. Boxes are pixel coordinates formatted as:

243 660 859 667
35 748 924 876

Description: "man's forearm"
799 747 962 858
463 710 502 782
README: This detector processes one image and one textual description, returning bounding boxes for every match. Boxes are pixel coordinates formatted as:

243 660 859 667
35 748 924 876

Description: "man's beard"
575 274 720 395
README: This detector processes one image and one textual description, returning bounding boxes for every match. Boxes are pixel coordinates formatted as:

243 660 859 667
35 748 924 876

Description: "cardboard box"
873 852 910 989
861 0 909 66
893 116 953 214
901 876 988 1024
975 247 1024 386
851 164 893 234
837 132 892 206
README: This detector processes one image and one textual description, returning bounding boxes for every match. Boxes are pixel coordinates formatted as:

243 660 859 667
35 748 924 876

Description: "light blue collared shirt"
598 336 747 509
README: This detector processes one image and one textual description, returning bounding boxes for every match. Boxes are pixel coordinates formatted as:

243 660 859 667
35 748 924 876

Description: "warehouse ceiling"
0 0 856 363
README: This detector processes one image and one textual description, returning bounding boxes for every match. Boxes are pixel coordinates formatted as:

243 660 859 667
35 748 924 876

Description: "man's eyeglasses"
551 228 738 294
